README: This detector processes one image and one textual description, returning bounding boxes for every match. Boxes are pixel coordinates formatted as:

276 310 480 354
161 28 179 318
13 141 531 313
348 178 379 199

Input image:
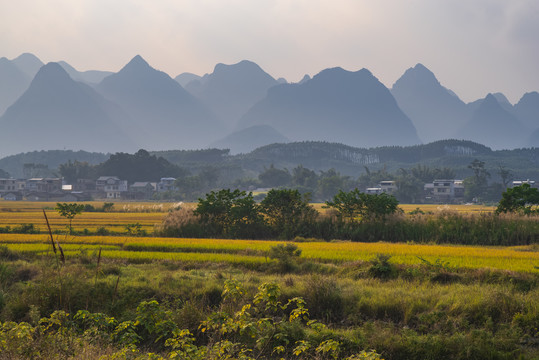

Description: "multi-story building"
25 178 62 193
425 179 465 203
0 178 17 193
157 177 177 192
379 181 397 194
96 176 128 199
129 182 157 199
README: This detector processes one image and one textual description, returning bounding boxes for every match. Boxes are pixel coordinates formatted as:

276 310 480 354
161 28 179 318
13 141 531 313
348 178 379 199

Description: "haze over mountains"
0 53 538 158
183 60 279 129
96 55 223 150
0 63 137 155
237 67 420 148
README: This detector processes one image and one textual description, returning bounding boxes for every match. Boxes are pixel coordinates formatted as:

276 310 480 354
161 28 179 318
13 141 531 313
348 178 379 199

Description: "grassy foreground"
0 201 537 359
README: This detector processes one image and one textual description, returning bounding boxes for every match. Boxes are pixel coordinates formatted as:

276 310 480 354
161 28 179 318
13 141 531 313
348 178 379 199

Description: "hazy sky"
1 0 538 103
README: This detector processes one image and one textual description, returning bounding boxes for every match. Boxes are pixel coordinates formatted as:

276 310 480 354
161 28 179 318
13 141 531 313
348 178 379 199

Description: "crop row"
1 234 537 272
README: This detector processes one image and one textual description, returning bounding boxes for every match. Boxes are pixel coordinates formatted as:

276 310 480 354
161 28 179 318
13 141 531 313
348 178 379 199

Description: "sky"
1 0 538 104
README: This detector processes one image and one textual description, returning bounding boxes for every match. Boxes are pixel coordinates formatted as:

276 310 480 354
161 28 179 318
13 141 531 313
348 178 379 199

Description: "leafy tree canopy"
97 149 189 183
194 189 262 237
260 189 317 238
258 164 292 188
496 184 539 214
325 189 399 221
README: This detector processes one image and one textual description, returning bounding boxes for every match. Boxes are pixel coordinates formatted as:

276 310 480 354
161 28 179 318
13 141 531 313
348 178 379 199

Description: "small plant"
368 254 397 279
102 202 115 212
269 243 302 272
55 202 85 234
409 207 425 215
125 223 146 236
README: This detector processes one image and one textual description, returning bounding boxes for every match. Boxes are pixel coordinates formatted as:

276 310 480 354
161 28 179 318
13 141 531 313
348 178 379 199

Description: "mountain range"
0 53 538 158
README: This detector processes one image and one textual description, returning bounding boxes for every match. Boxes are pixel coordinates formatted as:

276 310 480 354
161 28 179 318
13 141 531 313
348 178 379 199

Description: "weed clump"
368 254 397 280
269 243 302 273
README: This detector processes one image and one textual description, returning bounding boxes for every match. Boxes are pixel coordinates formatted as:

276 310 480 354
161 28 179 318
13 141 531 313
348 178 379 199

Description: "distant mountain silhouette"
185 60 279 128
58 61 112 84
466 92 513 114
238 67 420 148
174 72 201 87
514 92 539 130
210 125 289 154
97 55 223 150
0 57 31 115
298 75 311 84
11 53 44 79
491 93 513 112
456 94 526 150
391 63 468 143
0 63 137 157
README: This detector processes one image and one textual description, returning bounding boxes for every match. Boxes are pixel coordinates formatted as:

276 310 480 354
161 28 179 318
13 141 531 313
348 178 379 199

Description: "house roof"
97 176 120 181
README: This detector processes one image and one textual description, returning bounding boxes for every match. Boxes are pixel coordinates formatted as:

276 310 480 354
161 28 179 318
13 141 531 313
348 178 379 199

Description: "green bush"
269 243 302 272
368 254 397 280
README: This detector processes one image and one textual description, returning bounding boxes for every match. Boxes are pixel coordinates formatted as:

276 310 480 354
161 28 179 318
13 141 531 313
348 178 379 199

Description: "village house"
511 180 538 189
95 176 128 199
424 179 464 203
25 178 62 193
365 181 396 195
0 178 17 193
379 180 397 194
128 182 157 199
157 177 177 192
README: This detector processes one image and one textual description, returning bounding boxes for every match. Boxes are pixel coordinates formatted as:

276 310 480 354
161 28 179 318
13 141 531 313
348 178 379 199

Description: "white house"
96 176 128 199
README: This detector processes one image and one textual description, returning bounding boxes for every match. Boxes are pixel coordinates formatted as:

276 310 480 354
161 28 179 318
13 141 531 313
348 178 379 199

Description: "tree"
194 189 263 237
55 202 85 234
496 184 539 214
394 168 424 203
316 169 354 201
258 165 292 188
464 159 491 202
291 165 318 193
325 189 399 221
358 166 392 190
58 160 97 183
97 149 188 183
260 189 318 239
497 165 513 190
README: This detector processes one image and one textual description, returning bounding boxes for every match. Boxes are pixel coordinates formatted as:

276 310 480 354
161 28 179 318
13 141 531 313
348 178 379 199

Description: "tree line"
159 186 539 246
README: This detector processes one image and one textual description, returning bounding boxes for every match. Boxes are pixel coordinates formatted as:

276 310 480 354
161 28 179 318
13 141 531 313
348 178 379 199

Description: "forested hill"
244 140 492 165
1 140 539 180
0 150 108 178
235 140 539 178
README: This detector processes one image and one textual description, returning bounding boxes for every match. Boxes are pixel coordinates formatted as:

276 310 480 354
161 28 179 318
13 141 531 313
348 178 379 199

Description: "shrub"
95 227 109 236
12 223 39 234
368 254 397 280
269 243 302 272
303 276 344 323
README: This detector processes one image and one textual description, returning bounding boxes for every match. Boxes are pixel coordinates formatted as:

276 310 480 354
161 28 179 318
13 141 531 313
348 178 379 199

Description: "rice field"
0 200 495 234
1 233 537 273
1 200 533 273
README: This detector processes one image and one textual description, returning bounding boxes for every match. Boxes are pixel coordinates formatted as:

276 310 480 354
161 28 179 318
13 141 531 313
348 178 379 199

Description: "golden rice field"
1 200 531 273
1 233 537 273
0 200 495 234
0 201 181 233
